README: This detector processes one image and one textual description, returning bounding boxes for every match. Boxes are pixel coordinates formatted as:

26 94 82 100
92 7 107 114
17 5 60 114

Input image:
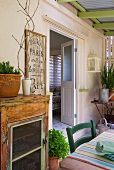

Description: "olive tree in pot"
49 129 69 170
100 64 114 101
0 61 21 97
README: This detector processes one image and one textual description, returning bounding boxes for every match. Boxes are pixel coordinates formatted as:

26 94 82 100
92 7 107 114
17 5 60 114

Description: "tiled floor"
52 110 71 137
52 110 94 139
52 110 91 138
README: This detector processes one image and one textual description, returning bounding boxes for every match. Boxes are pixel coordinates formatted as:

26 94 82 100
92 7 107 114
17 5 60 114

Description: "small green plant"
101 64 114 92
49 129 69 159
0 61 20 74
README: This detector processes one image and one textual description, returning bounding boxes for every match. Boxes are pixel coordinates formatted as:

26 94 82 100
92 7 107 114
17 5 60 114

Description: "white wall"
0 0 105 127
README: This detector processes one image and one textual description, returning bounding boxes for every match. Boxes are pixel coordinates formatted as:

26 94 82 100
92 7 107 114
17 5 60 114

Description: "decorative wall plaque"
25 29 46 95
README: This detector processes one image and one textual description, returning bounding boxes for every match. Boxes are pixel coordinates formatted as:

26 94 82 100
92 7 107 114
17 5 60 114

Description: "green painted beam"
57 0 77 3
57 0 109 32
71 2 109 31
71 1 86 12
92 19 100 24
94 23 114 29
71 2 100 24
78 10 114 18
105 31 114 36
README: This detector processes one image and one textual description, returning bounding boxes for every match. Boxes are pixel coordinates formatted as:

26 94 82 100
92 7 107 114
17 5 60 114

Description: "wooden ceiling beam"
70 2 101 24
94 23 114 29
57 0 77 3
57 0 109 32
78 10 114 18
105 31 114 36
71 2 109 32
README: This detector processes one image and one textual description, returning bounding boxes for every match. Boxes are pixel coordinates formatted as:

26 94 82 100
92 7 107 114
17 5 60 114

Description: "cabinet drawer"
1 101 48 123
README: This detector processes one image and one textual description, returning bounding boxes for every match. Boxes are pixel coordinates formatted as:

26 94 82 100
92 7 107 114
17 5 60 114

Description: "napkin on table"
95 141 114 161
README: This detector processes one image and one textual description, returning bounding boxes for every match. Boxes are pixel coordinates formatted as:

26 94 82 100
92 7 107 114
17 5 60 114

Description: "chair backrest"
66 120 96 153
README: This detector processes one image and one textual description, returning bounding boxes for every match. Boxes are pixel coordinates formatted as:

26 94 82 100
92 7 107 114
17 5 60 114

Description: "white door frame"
48 27 78 125
46 20 85 127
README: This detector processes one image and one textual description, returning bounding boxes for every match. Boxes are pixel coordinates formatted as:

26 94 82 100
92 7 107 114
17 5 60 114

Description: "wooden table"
59 130 114 170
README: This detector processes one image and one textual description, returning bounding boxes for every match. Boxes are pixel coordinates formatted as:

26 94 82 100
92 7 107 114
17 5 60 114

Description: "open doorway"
49 30 72 135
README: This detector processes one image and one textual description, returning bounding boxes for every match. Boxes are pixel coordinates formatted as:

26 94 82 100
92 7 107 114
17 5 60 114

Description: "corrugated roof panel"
68 0 114 34
77 0 114 10
98 18 114 23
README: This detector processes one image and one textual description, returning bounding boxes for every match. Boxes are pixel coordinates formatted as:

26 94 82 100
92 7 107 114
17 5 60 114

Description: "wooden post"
25 29 29 78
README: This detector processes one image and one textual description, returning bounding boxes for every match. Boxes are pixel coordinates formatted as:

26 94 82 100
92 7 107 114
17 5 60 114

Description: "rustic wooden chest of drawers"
0 95 49 170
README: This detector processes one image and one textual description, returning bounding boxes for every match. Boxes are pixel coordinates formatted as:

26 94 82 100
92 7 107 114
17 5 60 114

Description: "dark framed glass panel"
12 150 41 170
12 120 41 159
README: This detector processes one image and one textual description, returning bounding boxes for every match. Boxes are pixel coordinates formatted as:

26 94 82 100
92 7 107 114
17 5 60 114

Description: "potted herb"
101 64 114 92
48 129 69 170
0 61 22 97
100 64 114 101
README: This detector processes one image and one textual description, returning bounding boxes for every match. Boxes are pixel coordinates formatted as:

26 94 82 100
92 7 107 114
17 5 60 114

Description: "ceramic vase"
22 78 31 96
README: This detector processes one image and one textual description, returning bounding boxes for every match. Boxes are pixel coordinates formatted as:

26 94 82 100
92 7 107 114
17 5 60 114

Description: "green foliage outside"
101 64 114 92
0 61 20 74
49 129 69 159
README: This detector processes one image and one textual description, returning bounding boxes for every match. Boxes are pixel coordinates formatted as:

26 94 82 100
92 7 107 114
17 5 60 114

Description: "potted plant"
101 64 114 92
48 129 69 170
0 61 22 97
100 64 114 101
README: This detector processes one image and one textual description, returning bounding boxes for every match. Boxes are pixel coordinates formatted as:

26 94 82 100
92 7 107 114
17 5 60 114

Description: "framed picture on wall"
25 29 46 95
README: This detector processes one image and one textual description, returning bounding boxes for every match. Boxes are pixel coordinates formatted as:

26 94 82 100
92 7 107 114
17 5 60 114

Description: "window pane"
63 45 72 81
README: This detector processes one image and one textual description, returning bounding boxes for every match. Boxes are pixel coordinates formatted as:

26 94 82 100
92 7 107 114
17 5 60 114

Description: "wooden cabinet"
0 95 50 170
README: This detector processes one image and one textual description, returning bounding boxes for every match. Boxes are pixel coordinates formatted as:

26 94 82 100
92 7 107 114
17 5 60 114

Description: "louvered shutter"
49 55 61 87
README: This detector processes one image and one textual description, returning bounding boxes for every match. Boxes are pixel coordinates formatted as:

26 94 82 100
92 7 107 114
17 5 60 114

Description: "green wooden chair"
66 120 96 153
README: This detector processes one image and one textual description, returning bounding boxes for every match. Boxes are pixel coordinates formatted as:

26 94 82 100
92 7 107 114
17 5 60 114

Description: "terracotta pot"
109 91 114 101
0 74 22 97
49 156 58 170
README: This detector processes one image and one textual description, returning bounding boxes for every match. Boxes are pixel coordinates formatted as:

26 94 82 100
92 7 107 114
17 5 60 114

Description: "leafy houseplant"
0 61 20 74
101 64 114 92
100 64 114 101
49 129 69 170
0 61 22 97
